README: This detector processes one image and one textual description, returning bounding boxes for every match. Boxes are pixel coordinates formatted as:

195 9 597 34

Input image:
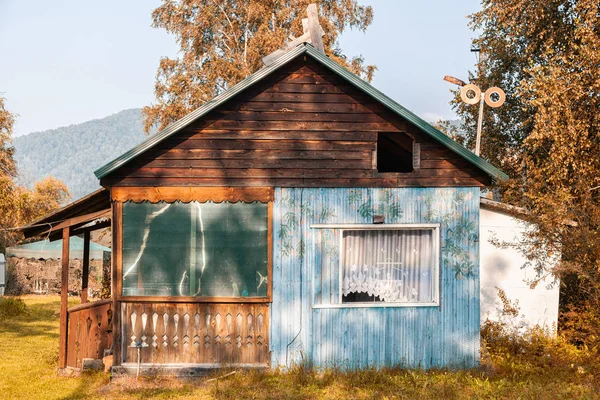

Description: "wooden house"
20 43 507 374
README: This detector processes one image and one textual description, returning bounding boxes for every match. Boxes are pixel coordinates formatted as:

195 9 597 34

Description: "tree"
451 0 600 344
0 97 17 178
0 97 71 248
143 0 375 132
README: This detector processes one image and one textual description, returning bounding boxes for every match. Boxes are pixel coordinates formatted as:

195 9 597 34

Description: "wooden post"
81 230 90 303
112 201 122 368
58 227 70 369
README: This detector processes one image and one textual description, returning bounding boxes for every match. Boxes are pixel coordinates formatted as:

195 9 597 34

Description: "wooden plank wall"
121 302 269 366
102 59 490 188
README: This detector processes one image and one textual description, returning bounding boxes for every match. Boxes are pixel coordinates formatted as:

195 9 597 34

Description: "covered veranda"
19 188 112 370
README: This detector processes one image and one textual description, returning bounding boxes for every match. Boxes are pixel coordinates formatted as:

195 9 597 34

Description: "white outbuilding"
479 197 560 331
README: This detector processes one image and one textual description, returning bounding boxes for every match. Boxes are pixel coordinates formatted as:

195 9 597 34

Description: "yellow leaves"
143 1 376 133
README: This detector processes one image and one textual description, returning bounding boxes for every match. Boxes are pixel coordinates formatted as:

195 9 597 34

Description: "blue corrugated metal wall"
270 187 480 369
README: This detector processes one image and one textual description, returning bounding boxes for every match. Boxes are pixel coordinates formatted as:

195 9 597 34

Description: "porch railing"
65 299 113 369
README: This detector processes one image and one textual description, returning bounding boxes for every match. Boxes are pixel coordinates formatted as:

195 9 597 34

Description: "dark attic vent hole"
377 132 414 173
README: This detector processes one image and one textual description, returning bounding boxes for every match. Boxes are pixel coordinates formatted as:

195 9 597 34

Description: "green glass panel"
122 201 268 297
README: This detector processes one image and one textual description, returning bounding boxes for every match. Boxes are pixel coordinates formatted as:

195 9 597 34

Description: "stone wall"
5 254 110 296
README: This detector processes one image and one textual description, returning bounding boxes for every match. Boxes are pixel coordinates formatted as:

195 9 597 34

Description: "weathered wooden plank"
112 186 273 203
205 111 389 123
266 83 350 94
150 149 372 161
180 129 378 141
142 158 372 170
272 72 345 85
123 167 375 179
244 92 371 103
106 176 489 188
199 119 397 132
159 139 377 151
420 159 473 169
421 149 470 160
233 101 384 113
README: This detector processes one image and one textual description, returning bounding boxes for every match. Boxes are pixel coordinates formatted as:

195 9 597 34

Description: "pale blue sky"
0 1 481 137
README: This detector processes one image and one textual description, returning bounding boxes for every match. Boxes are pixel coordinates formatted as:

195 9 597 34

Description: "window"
121 201 268 298
376 132 415 173
341 226 439 304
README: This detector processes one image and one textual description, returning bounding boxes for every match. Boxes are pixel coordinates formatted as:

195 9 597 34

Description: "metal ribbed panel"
271 187 480 369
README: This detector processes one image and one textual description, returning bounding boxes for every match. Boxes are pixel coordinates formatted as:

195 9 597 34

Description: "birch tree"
143 0 375 132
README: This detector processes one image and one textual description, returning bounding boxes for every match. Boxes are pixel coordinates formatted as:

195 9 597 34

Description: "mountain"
13 109 147 200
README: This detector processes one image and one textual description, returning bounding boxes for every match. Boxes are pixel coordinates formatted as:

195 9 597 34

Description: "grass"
0 295 598 399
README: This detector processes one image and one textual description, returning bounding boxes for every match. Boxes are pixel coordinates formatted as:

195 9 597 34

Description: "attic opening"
376 132 415 173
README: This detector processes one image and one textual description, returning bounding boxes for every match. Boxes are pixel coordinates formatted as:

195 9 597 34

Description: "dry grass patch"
0 296 599 399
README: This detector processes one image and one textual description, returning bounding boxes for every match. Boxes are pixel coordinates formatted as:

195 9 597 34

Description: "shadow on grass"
0 298 63 340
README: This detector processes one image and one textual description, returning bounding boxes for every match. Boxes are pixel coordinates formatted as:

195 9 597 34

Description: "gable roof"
94 44 508 181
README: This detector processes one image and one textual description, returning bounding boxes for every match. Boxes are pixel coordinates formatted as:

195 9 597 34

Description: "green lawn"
0 295 599 399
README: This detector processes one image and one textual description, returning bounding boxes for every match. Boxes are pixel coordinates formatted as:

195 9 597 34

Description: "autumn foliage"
0 97 70 248
447 0 600 348
143 0 375 133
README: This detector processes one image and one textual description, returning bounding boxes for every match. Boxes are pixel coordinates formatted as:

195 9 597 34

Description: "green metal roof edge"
94 45 310 179
302 46 508 181
95 43 507 181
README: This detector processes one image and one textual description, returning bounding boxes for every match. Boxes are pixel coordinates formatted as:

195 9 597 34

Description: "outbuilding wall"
480 207 560 330
271 187 481 369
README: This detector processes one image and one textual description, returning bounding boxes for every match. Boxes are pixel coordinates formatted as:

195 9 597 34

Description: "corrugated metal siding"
271 187 480 369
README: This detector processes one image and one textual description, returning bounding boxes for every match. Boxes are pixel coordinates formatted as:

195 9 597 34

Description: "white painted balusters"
194 312 200 348
162 313 169 348
183 313 190 349
140 312 148 348
257 313 264 347
172 313 180 347
247 313 253 348
123 305 269 364
236 313 243 348
151 312 158 348
225 313 232 347
130 311 137 347
204 313 211 347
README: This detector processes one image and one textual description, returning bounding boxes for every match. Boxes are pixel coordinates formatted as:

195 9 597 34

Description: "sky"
0 0 482 137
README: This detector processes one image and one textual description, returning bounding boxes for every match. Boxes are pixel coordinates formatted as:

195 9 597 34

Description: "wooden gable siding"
101 59 490 188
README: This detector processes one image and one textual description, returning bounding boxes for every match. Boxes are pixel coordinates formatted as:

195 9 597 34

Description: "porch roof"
20 188 111 240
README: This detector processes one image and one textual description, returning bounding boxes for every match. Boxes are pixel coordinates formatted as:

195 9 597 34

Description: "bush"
0 297 28 320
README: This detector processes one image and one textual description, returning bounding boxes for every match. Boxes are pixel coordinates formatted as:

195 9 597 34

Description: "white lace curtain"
341 229 436 303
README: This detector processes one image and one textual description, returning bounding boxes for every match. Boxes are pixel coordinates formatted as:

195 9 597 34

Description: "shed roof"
94 44 508 182
6 236 110 260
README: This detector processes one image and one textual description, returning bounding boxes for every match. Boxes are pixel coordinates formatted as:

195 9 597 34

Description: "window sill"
118 295 271 303
312 302 439 309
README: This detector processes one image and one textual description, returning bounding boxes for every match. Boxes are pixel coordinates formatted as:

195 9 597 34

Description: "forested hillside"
13 109 146 200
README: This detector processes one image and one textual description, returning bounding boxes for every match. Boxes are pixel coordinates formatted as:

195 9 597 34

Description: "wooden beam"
40 209 111 238
111 186 274 203
49 219 112 242
306 3 324 53
81 230 90 304
58 226 70 369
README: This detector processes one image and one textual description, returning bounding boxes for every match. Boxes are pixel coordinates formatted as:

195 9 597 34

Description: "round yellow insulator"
484 87 506 108
460 84 482 105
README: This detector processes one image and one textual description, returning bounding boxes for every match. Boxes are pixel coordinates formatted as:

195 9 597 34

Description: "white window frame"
310 224 441 309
